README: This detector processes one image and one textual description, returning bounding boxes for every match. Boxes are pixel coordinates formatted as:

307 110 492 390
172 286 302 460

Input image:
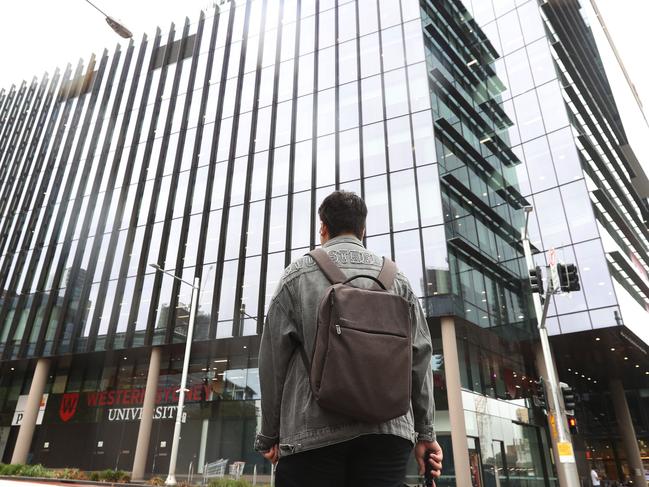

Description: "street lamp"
82 0 133 38
149 263 200 486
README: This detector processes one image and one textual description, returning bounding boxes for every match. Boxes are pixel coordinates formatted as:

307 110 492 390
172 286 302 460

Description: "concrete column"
609 379 645 486
11 358 50 464
440 317 472 487
132 347 162 481
198 419 209 473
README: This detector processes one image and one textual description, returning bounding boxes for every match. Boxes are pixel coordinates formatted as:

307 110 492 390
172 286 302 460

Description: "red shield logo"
59 393 79 422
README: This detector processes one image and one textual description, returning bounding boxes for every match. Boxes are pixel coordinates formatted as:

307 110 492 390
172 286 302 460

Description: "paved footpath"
0 481 101 487
0 479 123 487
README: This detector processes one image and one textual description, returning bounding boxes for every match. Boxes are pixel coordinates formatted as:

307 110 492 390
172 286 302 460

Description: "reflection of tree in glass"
68 268 90 341
153 301 211 342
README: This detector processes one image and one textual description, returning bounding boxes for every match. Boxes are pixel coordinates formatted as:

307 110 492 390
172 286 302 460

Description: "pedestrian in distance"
591 466 601 486
254 190 442 487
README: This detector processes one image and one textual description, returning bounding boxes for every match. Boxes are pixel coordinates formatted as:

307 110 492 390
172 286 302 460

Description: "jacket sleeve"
254 290 298 452
410 293 436 442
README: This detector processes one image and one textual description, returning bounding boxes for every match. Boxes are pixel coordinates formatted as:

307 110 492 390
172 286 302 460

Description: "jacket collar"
322 235 365 248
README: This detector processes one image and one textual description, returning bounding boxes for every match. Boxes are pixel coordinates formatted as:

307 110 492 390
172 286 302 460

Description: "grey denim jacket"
254 236 436 457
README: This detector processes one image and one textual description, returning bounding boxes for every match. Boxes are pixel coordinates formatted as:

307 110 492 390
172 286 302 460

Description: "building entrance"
468 436 484 487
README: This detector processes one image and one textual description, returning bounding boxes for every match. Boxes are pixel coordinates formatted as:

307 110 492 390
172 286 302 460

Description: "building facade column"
11 358 50 464
198 385 212 474
440 317 472 486
132 347 162 481
609 379 645 485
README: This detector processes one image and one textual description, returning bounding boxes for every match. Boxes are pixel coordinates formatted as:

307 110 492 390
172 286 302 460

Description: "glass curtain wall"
0 0 447 361
459 0 649 337
419 0 535 337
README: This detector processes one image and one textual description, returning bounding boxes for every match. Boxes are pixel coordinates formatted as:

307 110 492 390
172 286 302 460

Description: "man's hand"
261 444 279 465
415 440 443 478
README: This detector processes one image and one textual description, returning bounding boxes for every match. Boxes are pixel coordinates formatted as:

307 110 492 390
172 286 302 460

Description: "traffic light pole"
521 209 580 487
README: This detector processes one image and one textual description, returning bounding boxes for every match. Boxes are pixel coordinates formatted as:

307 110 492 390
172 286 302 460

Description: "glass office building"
462 0 649 482
1 0 646 484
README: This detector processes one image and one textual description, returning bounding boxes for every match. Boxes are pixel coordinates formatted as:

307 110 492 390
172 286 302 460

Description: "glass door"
468 436 484 487
482 440 509 487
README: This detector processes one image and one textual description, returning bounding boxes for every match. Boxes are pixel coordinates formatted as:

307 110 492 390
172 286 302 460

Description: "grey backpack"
300 248 413 423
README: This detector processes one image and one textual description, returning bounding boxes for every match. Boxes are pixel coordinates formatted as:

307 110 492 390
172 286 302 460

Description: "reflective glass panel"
339 40 359 85
497 9 524 55
417 165 444 227
536 81 569 133
338 3 357 43
360 33 381 78
387 116 413 171
292 191 311 249
384 68 409 119
251 151 269 201
527 38 556 87
381 26 405 72
532 188 571 248
317 88 336 136
513 91 545 143
224 205 243 260
272 147 290 197
358 0 379 36
339 128 361 183
378 0 401 28
295 94 313 142
548 128 582 185
203 210 222 264
361 75 384 125
561 180 598 243
339 82 359 131
217 259 238 324
246 201 265 256
363 122 387 177
522 136 557 193
318 46 336 91
390 170 419 231
316 134 336 188
300 15 316 56
394 230 424 296
268 196 288 253
293 140 312 193
364 175 390 235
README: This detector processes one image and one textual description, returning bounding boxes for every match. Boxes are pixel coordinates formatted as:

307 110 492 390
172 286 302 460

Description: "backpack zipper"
335 318 407 338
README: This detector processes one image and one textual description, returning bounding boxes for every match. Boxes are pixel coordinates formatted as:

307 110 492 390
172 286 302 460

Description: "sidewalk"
0 480 131 487
0 481 94 487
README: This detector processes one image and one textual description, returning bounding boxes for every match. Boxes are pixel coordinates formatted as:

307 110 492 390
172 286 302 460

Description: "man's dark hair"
318 190 367 240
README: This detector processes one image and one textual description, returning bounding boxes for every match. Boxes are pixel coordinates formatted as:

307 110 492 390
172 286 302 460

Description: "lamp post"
149 264 200 486
82 0 133 38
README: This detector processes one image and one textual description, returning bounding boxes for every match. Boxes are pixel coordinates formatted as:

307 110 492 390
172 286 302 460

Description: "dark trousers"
275 434 412 487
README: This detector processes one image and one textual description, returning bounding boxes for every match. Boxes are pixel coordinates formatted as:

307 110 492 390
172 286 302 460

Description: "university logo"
59 393 79 422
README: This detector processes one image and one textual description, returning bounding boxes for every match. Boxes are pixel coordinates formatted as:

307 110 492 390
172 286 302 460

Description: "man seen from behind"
254 190 442 487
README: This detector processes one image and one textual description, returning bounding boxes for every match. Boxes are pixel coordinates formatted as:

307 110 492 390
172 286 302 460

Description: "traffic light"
558 263 580 292
568 416 578 434
561 382 576 415
529 266 544 295
533 378 547 411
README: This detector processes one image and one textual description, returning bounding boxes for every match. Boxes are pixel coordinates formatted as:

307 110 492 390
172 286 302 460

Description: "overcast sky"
1 0 648 120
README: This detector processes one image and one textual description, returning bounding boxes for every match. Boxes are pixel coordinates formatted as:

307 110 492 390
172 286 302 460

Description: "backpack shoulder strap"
376 257 398 290
309 248 347 284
